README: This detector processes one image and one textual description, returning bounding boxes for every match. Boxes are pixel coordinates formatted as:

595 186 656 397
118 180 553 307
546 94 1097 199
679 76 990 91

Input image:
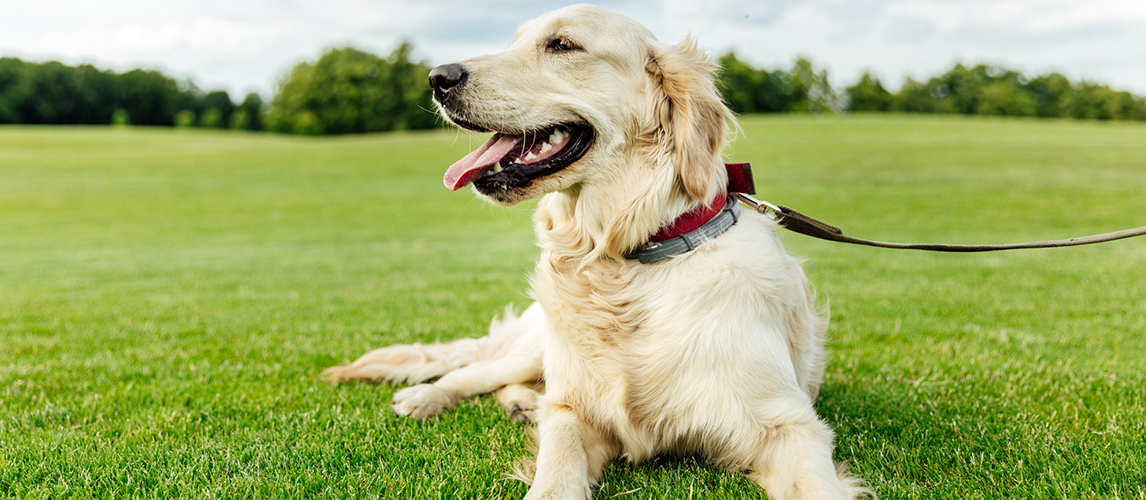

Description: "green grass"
1 115 1144 499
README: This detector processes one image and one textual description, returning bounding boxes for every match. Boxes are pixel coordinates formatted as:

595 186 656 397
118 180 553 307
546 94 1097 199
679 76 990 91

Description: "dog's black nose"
429 64 467 96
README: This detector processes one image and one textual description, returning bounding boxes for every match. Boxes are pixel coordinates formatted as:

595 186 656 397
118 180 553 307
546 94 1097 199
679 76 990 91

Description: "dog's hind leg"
389 303 547 419
324 302 543 386
390 337 543 419
323 337 486 385
743 397 874 500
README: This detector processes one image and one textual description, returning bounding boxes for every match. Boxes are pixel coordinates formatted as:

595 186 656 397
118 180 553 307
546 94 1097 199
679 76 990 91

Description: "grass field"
2 115 1145 499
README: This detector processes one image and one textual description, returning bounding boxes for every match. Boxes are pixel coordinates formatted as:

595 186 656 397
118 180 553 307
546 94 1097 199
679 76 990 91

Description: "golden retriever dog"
327 4 871 499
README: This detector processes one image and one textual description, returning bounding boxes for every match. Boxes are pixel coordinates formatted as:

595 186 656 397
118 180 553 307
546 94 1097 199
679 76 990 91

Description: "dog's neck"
533 157 727 264
533 160 754 265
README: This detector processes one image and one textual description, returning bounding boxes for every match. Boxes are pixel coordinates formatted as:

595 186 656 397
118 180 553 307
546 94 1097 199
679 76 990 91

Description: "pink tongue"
443 134 523 190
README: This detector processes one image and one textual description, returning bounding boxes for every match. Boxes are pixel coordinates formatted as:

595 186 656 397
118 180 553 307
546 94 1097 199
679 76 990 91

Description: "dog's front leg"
524 403 616 500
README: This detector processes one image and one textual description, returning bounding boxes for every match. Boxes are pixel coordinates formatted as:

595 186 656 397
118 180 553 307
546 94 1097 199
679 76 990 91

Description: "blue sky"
3 0 1144 98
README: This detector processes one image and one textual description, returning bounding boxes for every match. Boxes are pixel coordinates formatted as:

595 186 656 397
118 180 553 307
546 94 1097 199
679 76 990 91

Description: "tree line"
2 45 1144 135
846 64 1146 120
720 52 1146 121
0 57 264 130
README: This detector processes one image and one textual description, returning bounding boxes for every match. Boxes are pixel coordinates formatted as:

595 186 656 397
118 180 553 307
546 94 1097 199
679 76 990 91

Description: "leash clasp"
735 193 781 219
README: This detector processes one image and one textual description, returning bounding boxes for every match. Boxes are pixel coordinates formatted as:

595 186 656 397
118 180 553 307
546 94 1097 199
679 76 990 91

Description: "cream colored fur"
326 5 872 499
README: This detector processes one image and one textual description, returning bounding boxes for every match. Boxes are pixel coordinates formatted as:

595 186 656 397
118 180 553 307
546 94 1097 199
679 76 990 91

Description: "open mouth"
443 123 595 191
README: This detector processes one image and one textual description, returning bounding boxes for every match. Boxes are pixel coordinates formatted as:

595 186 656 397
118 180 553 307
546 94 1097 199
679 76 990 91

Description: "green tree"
716 52 764 114
976 81 1036 116
0 58 24 122
239 93 264 131
229 109 250 130
787 58 838 113
115 69 186 126
268 43 436 135
1023 73 1072 118
0 59 117 124
1069 83 1118 120
846 72 893 112
893 78 938 113
73 64 120 123
199 108 223 128
1113 92 1146 121
202 90 234 128
111 108 131 126
929 64 982 114
716 53 832 114
174 110 196 128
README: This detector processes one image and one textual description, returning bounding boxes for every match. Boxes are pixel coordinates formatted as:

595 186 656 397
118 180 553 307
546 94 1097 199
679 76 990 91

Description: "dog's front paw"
391 384 454 419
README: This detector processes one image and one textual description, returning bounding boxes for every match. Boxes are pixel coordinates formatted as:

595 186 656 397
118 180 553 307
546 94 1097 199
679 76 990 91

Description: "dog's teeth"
546 128 570 147
540 143 552 154
524 152 538 161
493 162 503 173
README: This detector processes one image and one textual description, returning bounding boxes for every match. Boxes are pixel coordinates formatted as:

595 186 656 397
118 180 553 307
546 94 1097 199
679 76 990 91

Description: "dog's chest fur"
531 252 675 458
530 200 830 463
529 199 679 451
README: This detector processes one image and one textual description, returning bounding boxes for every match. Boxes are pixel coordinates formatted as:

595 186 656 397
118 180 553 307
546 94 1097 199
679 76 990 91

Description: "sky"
2 0 1145 99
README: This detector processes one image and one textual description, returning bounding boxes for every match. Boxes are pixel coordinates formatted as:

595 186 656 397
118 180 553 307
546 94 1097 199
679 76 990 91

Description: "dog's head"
433 4 732 208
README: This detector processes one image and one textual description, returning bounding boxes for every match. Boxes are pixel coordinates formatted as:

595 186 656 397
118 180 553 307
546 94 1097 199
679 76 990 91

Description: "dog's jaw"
439 121 597 199
433 81 603 205
473 129 594 199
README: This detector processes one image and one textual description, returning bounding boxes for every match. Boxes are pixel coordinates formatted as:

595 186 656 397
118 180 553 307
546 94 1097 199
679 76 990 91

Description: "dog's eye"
546 37 577 53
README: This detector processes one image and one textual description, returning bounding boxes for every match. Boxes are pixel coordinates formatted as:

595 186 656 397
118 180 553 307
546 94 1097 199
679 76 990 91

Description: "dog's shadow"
812 377 1039 498
594 454 769 499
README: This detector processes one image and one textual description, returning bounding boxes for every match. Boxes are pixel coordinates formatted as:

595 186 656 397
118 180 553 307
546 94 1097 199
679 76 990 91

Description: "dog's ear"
643 38 732 202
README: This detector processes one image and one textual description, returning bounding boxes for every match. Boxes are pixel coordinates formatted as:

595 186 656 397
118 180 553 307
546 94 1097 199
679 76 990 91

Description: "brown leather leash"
736 193 1146 252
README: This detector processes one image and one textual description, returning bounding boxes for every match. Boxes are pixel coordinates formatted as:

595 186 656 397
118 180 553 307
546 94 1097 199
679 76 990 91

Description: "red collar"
649 162 755 242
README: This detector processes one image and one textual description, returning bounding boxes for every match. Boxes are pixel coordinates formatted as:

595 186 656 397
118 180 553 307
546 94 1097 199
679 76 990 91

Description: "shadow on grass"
817 376 1146 499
